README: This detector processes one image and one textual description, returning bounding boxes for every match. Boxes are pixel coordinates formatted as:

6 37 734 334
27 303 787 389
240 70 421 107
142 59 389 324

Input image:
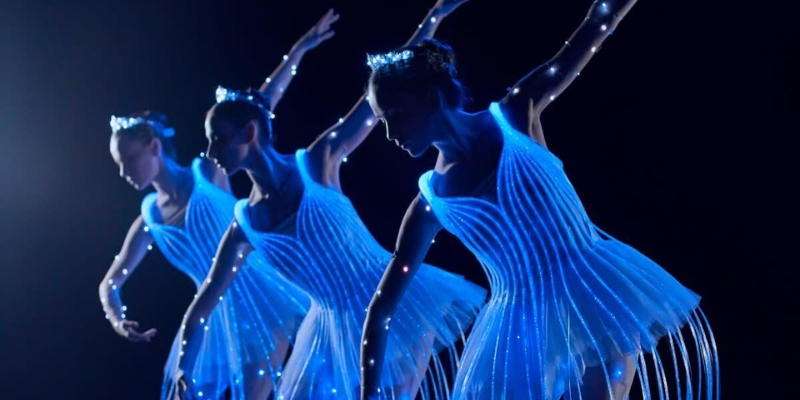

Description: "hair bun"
418 38 456 73
129 110 174 138
245 88 272 111
136 110 168 125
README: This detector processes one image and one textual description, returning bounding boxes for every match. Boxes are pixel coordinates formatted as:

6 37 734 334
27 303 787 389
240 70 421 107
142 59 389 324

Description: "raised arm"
501 0 638 146
258 9 339 111
360 195 442 399
173 220 253 389
98 215 157 342
308 0 469 166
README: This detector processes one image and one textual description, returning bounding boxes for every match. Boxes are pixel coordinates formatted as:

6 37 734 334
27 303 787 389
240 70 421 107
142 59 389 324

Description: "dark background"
1 0 794 398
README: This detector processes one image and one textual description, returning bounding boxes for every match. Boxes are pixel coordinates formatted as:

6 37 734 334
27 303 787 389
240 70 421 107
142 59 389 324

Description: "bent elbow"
98 277 116 297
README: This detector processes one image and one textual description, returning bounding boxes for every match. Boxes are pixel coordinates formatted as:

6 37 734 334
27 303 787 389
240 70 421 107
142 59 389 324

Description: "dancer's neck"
245 147 294 199
151 157 192 200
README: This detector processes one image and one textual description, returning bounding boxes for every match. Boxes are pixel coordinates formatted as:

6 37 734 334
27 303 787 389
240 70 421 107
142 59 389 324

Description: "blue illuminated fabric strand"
417 103 719 400
142 158 310 400
233 149 487 400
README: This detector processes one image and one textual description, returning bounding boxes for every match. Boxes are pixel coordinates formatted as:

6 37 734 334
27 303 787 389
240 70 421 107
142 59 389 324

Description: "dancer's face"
368 82 439 158
204 114 254 175
109 134 161 191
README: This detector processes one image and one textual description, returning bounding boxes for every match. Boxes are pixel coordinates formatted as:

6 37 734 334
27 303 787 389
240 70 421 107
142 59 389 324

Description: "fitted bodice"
234 150 392 309
142 158 264 287
419 103 602 292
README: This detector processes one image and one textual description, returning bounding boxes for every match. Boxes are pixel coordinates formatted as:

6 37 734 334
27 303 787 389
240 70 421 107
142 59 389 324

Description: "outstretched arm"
501 0 638 146
403 0 468 48
174 220 253 385
308 0 469 165
360 195 442 399
258 9 339 112
98 215 157 342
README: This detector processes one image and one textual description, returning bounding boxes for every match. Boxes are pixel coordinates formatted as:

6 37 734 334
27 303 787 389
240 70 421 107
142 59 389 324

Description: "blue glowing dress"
417 103 719 400
141 158 310 400
233 149 487 400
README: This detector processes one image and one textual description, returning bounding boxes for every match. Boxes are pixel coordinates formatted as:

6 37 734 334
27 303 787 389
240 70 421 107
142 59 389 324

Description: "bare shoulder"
499 94 537 135
127 214 148 237
302 142 342 191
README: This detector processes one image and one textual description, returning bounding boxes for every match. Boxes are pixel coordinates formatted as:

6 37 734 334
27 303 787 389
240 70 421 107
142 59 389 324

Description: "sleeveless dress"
417 103 719 400
141 158 310 400
233 149 487 400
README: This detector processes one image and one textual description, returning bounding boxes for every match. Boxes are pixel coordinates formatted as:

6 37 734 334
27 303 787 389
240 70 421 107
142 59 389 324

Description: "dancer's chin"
219 164 239 176
405 146 426 158
398 144 419 158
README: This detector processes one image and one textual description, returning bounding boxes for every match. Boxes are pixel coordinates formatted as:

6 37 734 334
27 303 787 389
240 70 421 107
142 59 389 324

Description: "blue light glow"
109 115 175 138
413 102 719 399
232 149 486 399
138 158 309 400
366 50 414 70
214 86 275 118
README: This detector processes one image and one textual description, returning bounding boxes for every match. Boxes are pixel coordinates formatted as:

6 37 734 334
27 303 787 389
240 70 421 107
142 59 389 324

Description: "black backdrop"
1 0 794 398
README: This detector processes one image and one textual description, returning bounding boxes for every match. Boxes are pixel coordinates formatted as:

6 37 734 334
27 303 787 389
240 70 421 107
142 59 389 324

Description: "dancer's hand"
174 370 190 400
296 8 339 52
115 319 157 343
433 0 469 18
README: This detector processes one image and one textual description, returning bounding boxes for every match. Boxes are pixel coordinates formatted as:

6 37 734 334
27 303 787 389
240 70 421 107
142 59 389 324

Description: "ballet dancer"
176 1 487 399
100 10 339 399
360 1 719 399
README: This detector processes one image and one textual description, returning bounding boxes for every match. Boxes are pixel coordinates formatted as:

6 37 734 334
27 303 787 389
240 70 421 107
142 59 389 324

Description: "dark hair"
112 111 177 159
368 38 468 109
207 89 273 146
